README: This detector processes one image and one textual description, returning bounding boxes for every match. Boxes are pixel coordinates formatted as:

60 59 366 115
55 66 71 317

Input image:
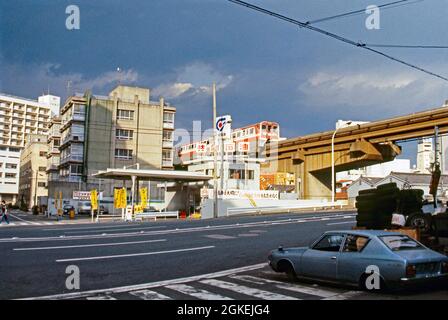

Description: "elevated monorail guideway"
266 103 448 200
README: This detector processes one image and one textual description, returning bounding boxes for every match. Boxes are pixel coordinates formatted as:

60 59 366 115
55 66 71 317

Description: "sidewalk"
9 210 96 224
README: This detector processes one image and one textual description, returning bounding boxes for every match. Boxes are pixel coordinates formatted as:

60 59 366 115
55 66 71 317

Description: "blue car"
268 230 448 290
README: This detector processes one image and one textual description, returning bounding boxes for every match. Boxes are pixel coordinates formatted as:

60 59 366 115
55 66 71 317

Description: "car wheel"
277 260 296 280
406 212 432 233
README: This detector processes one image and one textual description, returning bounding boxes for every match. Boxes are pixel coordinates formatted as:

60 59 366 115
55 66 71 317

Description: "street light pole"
331 121 351 204
212 83 218 219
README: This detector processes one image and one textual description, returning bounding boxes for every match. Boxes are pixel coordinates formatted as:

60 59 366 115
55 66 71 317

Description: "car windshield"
380 235 423 251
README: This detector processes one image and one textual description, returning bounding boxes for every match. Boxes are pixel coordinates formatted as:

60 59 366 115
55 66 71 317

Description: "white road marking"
238 233 259 237
327 221 356 226
230 275 341 298
20 263 267 300
86 295 117 300
13 239 167 251
42 224 145 231
64 226 167 234
8 214 31 222
165 284 233 300
3 213 356 243
200 279 299 300
129 289 172 300
55 245 215 263
204 234 236 240
323 291 361 300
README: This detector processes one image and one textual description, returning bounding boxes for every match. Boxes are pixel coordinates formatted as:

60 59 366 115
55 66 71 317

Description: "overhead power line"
306 0 423 25
306 0 420 25
226 0 448 82
364 44 448 49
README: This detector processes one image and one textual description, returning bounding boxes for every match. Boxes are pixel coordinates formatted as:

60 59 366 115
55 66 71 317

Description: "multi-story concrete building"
18 134 49 209
47 85 176 214
38 94 61 116
416 138 434 174
46 116 62 183
0 93 55 203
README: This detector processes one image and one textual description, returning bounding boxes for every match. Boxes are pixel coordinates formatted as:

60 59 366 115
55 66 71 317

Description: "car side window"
313 235 344 252
343 235 370 253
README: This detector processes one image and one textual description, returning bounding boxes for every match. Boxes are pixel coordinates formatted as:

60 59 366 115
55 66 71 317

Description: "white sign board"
215 115 232 137
73 191 91 201
201 189 279 200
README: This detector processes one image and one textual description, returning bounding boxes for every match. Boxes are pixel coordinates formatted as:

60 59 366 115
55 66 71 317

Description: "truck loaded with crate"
355 182 448 254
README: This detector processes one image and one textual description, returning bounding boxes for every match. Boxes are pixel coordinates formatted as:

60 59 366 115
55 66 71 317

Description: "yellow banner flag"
90 189 98 210
114 188 127 209
140 187 148 208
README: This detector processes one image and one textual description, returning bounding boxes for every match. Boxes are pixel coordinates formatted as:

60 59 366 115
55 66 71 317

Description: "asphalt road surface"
1 210 447 300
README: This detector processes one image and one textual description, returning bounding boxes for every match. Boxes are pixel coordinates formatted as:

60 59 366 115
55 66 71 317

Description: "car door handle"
331 256 337 260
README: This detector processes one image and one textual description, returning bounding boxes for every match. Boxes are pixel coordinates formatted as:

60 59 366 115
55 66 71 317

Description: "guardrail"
135 211 179 221
226 202 348 216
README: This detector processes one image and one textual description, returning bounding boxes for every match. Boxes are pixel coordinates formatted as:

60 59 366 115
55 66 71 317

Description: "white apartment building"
416 138 434 174
0 93 57 203
38 94 61 116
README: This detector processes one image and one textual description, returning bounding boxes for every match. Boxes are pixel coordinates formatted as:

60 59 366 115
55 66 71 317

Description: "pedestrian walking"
0 200 9 225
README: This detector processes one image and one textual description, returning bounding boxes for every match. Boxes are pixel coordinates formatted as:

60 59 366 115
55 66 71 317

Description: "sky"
1 0 448 164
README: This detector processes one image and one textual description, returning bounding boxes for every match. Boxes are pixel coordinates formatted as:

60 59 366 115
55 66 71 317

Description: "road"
1 210 447 300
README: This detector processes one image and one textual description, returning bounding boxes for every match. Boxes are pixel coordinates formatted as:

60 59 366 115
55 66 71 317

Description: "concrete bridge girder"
272 140 401 200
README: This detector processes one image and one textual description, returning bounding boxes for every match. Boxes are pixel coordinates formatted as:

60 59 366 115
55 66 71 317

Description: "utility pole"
34 170 39 207
433 126 440 208
212 83 218 218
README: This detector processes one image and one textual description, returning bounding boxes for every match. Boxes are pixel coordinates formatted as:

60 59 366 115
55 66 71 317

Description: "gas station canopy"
92 168 213 182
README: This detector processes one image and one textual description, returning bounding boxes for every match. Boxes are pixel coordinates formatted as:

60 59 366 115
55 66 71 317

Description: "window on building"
117 109 134 120
115 148 133 160
54 139 60 147
229 169 254 180
73 104 86 115
9 147 20 153
162 130 173 141
5 173 16 179
116 129 134 140
5 163 16 169
38 182 46 188
162 150 172 161
39 151 47 157
39 166 46 172
70 164 83 175
163 112 174 123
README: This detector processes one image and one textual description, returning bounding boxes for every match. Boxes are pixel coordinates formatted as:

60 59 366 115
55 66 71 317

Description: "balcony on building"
60 154 83 164
59 175 82 183
61 134 84 147
26 107 38 114
163 111 175 130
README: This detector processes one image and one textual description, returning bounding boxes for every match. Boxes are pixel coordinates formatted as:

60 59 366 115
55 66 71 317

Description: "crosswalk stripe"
323 291 361 300
230 275 342 298
20 222 28 226
165 284 233 300
129 289 172 300
86 295 117 300
199 279 299 300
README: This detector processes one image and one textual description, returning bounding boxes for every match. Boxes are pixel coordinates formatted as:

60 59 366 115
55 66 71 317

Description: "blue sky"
1 0 448 163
